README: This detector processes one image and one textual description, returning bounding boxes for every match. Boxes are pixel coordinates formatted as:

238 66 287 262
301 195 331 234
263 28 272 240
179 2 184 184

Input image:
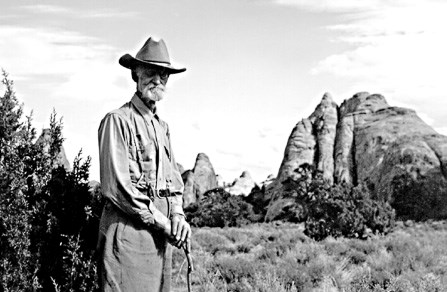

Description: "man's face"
135 65 170 102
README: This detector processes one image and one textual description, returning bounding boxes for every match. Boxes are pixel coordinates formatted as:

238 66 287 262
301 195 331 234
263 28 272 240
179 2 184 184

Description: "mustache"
149 84 166 92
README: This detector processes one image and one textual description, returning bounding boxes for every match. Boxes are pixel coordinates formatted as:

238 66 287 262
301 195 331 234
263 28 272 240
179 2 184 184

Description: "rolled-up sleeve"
99 113 165 226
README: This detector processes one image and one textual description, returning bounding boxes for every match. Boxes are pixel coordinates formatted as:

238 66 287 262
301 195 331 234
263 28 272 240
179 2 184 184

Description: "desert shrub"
214 255 255 284
349 272 445 292
193 228 236 255
185 188 257 227
217 227 250 243
281 165 395 240
252 271 298 292
171 222 447 291
323 237 350 257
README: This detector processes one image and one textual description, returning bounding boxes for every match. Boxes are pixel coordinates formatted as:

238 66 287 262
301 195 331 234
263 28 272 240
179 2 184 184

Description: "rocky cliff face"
182 153 218 208
275 93 338 184
225 171 256 196
266 92 447 221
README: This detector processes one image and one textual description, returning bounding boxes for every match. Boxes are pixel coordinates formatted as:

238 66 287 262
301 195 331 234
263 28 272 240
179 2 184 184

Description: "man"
97 37 191 292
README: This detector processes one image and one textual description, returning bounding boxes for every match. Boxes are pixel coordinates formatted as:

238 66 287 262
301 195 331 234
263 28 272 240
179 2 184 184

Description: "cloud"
274 0 396 12
275 0 447 103
82 11 141 18
216 149 243 158
19 4 72 14
273 0 447 142
303 0 447 125
16 4 140 19
311 1 447 82
0 25 128 101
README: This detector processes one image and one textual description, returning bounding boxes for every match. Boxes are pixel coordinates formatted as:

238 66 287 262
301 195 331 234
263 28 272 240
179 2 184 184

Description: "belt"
148 186 177 199
158 189 175 197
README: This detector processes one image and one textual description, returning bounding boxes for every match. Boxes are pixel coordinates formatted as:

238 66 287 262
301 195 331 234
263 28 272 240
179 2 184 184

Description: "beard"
140 84 166 103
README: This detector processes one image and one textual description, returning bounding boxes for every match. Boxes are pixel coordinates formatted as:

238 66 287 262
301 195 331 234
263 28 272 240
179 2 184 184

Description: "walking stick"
183 241 194 292
152 204 194 291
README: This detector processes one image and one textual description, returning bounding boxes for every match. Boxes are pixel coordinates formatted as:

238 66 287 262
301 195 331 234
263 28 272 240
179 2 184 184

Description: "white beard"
140 85 166 103
146 86 165 101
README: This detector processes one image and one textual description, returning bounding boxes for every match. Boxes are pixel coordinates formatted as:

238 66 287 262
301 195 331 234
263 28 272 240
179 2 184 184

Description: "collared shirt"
98 94 184 227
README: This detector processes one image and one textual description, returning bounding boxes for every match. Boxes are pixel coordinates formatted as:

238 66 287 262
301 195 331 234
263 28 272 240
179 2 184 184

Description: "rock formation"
275 93 338 184
216 174 225 188
260 174 276 189
36 128 71 170
176 163 185 175
182 153 218 208
310 93 338 183
266 92 447 221
182 170 196 207
225 171 256 196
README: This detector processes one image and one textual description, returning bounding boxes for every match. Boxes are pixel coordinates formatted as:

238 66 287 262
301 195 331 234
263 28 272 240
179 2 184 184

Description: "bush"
281 165 395 241
30 153 104 291
185 188 257 227
244 185 270 219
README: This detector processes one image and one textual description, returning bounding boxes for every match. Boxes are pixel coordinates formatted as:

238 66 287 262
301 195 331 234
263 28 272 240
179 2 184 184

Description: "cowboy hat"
119 37 186 74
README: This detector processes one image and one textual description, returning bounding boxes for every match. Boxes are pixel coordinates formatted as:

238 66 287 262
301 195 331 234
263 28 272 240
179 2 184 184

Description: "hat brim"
119 54 186 74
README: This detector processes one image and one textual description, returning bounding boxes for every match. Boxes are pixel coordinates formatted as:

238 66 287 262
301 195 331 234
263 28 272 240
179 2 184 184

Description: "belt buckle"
160 189 171 197
148 184 172 198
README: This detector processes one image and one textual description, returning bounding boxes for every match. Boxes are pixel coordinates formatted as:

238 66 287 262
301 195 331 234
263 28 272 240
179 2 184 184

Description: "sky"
1 0 447 183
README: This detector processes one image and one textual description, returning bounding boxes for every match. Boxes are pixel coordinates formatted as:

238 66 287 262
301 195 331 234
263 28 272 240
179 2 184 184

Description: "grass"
171 221 447 292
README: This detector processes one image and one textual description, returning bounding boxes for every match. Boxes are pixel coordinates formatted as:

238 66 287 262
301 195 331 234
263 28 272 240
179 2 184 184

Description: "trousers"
97 197 172 292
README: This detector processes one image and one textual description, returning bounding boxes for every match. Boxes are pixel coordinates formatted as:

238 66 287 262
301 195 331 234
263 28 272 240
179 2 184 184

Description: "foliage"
185 188 258 228
171 222 447 291
0 71 103 291
30 152 103 291
0 70 37 291
391 171 447 221
281 164 395 240
244 185 269 219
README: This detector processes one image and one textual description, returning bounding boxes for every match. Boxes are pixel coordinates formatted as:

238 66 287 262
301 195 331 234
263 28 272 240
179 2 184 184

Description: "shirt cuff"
170 202 185 218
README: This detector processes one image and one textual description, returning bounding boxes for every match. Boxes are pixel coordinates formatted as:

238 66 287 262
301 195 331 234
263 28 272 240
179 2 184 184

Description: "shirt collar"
131 93 159 121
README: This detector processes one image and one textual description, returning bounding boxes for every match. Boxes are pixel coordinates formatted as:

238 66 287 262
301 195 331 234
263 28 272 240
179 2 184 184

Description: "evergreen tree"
0 70 38 290
0 71 103 291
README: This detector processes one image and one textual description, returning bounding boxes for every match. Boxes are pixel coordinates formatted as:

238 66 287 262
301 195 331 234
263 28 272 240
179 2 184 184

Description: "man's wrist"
170 204 185 217
170 212 186 220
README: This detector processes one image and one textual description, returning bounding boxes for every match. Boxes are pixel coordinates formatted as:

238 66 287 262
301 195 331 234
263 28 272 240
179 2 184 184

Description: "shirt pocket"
140 140 156 162
128 141 145 161
129 134 156 162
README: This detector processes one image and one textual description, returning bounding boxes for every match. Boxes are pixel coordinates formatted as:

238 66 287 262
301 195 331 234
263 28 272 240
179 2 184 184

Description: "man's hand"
170 214 191 248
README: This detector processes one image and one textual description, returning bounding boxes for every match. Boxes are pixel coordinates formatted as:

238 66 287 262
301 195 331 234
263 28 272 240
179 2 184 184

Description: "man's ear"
131 70 138 82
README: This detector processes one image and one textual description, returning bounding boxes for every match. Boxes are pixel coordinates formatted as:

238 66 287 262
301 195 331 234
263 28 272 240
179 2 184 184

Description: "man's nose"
152 74 161 85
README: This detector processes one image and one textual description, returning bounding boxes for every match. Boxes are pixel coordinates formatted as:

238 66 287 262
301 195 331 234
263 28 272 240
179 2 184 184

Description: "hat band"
138 58 171 65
